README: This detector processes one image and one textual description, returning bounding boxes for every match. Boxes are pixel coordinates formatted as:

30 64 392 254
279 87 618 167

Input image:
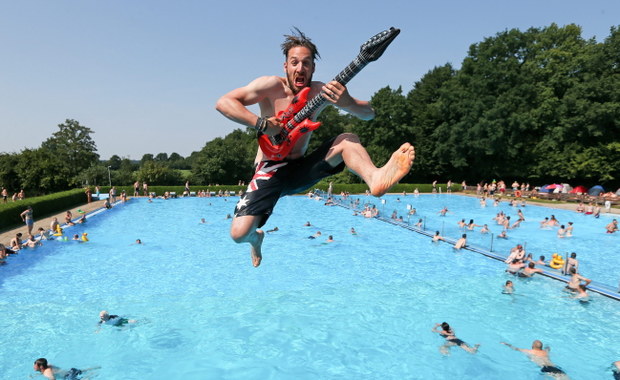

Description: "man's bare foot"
250 229 264 267
370 143 415 196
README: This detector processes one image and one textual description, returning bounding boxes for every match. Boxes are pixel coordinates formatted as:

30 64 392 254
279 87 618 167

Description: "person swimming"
98 310 136 327
432 322 480 354
501 340 568 379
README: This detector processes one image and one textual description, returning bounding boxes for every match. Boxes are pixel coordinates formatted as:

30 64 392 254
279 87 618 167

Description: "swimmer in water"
33 358 99 380
432 231 445 242
453 234 467 250
501 340 569 379
98 310 136 327
503 280 514 294
432 322 480 354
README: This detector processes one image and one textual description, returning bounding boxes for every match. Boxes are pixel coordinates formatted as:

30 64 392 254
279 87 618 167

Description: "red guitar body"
258 87 322 160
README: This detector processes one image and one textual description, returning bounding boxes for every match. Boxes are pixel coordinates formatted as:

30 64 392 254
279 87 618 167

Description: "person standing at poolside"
133 181 140 197
109 186 117 203
216 28 414 267
20 206 34 235
501 341 569 378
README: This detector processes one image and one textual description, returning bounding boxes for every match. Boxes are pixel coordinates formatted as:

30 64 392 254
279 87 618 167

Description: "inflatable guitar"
258 27 401 160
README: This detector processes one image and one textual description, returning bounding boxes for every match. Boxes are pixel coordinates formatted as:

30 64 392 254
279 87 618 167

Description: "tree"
0 153 20 192
41 119 99 186
113 158 136 185
140 154 154 165
191 129 255 185
136 161 183 185
77 164 110 187
15 148 66 194
155 152 169 162
107 155 122 170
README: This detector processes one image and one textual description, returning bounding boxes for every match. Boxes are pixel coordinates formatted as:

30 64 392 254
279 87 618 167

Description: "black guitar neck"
289 54 370 127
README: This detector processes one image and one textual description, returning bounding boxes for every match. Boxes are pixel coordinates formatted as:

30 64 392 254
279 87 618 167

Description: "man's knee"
230 223 249 243
230 216 258 243
334 132 360 145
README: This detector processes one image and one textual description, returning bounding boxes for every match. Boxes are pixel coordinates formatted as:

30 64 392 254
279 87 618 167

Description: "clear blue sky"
1 0 618 160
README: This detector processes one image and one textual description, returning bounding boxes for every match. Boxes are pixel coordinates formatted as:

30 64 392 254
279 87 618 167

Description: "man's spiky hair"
281 27 320 61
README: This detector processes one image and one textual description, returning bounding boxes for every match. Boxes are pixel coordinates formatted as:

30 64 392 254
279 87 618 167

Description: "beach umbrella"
588 185 605 196
570 185 588 194
539 184 552 193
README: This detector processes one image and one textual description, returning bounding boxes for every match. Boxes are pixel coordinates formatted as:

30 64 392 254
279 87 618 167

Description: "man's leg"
230 214 265 267
324 133 415 196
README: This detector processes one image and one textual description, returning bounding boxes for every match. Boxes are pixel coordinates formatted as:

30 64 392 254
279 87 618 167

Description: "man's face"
284 46 315 94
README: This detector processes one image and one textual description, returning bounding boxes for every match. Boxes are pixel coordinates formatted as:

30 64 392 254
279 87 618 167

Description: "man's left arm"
323 81 375 121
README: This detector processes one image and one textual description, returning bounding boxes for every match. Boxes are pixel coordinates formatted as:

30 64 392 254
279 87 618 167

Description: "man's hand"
262 116 283 137
322 81 352 106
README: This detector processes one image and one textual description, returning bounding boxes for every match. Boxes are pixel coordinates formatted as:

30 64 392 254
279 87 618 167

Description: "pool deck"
0 198 111 247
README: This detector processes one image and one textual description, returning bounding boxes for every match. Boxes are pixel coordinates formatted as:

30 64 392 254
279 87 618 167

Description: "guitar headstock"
359 27 400 62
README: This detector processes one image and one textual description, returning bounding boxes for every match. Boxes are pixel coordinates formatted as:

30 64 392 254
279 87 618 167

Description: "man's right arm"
215 76 280 134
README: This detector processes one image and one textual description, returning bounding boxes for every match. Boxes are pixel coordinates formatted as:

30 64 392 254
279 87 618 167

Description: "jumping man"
216 29 414 267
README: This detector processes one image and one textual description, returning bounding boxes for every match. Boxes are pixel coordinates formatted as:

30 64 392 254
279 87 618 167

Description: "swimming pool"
1 195 619 379
350 193 620 288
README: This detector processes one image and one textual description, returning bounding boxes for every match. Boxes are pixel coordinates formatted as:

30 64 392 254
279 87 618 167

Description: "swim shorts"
541 365 565 375
234 137 345 228
64 368 83 379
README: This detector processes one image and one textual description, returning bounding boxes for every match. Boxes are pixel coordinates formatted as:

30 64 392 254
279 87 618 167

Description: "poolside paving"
0 198 110 246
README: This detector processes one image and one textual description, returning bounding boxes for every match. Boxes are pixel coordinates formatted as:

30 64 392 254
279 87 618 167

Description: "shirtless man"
453 234 467 250
9 233 23 251
216 29 414 267
606 219 618 233
557 225 566 238
520 262 544 277
432 231 445 242
20 206 34 235
65 211 75 226
566 267 591 292
501 341 569 378
33 357 97 380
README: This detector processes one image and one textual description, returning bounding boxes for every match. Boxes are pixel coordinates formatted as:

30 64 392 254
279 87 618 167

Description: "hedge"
0 189 87 232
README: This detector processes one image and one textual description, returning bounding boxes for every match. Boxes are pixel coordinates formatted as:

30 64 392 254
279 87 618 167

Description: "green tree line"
1 24 619 196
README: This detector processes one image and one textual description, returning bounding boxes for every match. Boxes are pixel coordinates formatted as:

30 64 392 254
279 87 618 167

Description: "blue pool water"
1 194 619 379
